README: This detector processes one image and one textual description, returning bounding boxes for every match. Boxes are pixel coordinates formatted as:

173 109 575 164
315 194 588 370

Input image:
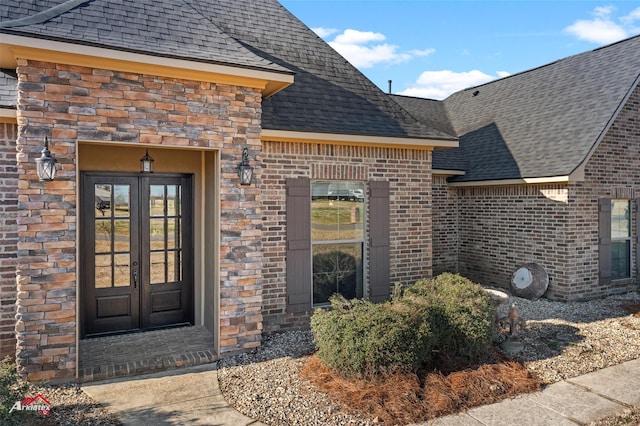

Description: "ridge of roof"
0 0 90 28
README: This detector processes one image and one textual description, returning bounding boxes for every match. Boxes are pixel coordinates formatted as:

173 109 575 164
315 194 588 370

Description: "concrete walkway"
83 359 640 426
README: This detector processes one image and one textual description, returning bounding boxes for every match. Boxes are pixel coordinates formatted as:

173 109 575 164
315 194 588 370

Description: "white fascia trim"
433 169 465 176
0 108 16 118
448 175 572 187
261 129 459 149
2 34 294 84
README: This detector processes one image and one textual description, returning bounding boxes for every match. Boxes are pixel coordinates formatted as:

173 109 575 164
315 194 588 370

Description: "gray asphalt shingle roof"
1 0 453 141
395 35 640 182
0 69 17 108
0 0 291 74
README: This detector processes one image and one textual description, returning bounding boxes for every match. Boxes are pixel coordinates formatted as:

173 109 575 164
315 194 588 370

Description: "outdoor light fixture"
237 147 254 186
35 137 57 181
140 148 154 173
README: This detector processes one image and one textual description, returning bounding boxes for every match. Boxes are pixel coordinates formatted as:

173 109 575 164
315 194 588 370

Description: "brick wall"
15 59 263 381
432 174 458 275
0 122 18 358
432 84 640 301
261 141 433 331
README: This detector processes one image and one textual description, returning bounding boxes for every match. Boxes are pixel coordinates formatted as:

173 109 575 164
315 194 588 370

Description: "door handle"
132 261 138 288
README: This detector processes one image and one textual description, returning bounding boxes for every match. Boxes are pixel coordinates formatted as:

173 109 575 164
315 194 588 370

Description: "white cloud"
565 6 639 44
400 70 510 100
319 28 434 69
311 27 338 38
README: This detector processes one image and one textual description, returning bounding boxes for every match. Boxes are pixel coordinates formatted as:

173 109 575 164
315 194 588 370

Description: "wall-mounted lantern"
237 147 254 186
35 137 57 181
140 149 154 173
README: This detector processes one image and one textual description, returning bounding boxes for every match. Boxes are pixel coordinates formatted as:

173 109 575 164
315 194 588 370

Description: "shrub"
311 296 433 378
403 273 496 358
311 274 496 378
0 357 30 425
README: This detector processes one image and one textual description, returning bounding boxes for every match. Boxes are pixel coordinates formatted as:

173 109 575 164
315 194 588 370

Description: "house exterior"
0 0 456 381
0 0 638 383
394 34 640 302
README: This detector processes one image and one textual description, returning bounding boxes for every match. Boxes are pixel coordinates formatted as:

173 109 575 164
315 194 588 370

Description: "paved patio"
78 325 216 383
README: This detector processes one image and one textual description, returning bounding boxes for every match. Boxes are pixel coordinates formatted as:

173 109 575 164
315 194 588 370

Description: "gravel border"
218 291 640 426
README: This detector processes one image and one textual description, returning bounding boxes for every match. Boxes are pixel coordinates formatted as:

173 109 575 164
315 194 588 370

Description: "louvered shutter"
286 177 312 313
598 198 612 285
369 180 391 302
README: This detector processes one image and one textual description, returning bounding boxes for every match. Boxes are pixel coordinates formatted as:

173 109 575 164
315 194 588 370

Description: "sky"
279 1 640 99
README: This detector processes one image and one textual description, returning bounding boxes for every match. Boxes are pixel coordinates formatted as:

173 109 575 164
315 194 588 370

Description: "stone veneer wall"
261 141 433 331
15 59 263 381
0 122 18 358
433 84 640 301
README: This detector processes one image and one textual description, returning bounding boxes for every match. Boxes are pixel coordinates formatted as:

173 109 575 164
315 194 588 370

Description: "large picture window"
311 181 365 305
611 199 631 280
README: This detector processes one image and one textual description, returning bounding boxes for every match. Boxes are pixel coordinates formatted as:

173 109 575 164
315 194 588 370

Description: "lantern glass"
140 149 154 173
239 164 254 185
36 137 57 181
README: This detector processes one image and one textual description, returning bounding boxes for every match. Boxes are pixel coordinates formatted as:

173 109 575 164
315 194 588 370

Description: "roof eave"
261 129 459 149
447 175 574 187
0 34 294 96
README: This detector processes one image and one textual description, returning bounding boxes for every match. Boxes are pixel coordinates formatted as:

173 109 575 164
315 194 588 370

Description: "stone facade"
14 59 263 381
261 141 433 331
432 84 640 301
0 122 18 358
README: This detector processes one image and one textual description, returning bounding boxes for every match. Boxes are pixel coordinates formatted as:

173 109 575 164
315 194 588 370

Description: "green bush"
311 296 433 378
0 357 30 425
310 273 496 378
403 273 496 358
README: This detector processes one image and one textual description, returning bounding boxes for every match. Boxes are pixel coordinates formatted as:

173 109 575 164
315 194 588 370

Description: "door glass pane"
150 218 165 250
95 220 112 253
167 250 181 283
150 251 165 284
167 218 180 249
113 185 130 217
114 254 130 287
95 254 112 288
167 185 179 217
150 185 165 217
95 184 112 217
113 220 130 253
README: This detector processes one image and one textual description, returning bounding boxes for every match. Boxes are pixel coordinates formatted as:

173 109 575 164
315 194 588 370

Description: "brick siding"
432 174 458 275
14 59 263 381
0 122 18 358
261 141 433 332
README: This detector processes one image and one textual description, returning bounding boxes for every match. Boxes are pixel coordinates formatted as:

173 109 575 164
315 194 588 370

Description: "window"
311 181 365 305
611 199 631 280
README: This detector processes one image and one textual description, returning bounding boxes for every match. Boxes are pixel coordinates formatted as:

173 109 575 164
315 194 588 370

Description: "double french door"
81 173 193 337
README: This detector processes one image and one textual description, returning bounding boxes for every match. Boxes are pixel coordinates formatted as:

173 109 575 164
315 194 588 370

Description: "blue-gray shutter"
286 177 312 313
599 198 612 285
369 180 390 302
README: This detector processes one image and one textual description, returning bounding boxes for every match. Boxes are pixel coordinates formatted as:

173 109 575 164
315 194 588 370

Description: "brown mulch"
300 354 541 425
622 302 640 318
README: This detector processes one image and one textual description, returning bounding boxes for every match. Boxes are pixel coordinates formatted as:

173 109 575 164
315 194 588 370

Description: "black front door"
81 173 194 337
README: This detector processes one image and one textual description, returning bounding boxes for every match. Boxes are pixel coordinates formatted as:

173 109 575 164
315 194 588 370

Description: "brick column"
0 122 19 359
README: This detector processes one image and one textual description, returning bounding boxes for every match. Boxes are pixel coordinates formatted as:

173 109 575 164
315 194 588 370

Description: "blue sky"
279 1 640 99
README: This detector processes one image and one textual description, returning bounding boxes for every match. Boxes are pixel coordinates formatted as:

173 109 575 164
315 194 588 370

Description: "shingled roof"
396 35 640 183
0 0 454 142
